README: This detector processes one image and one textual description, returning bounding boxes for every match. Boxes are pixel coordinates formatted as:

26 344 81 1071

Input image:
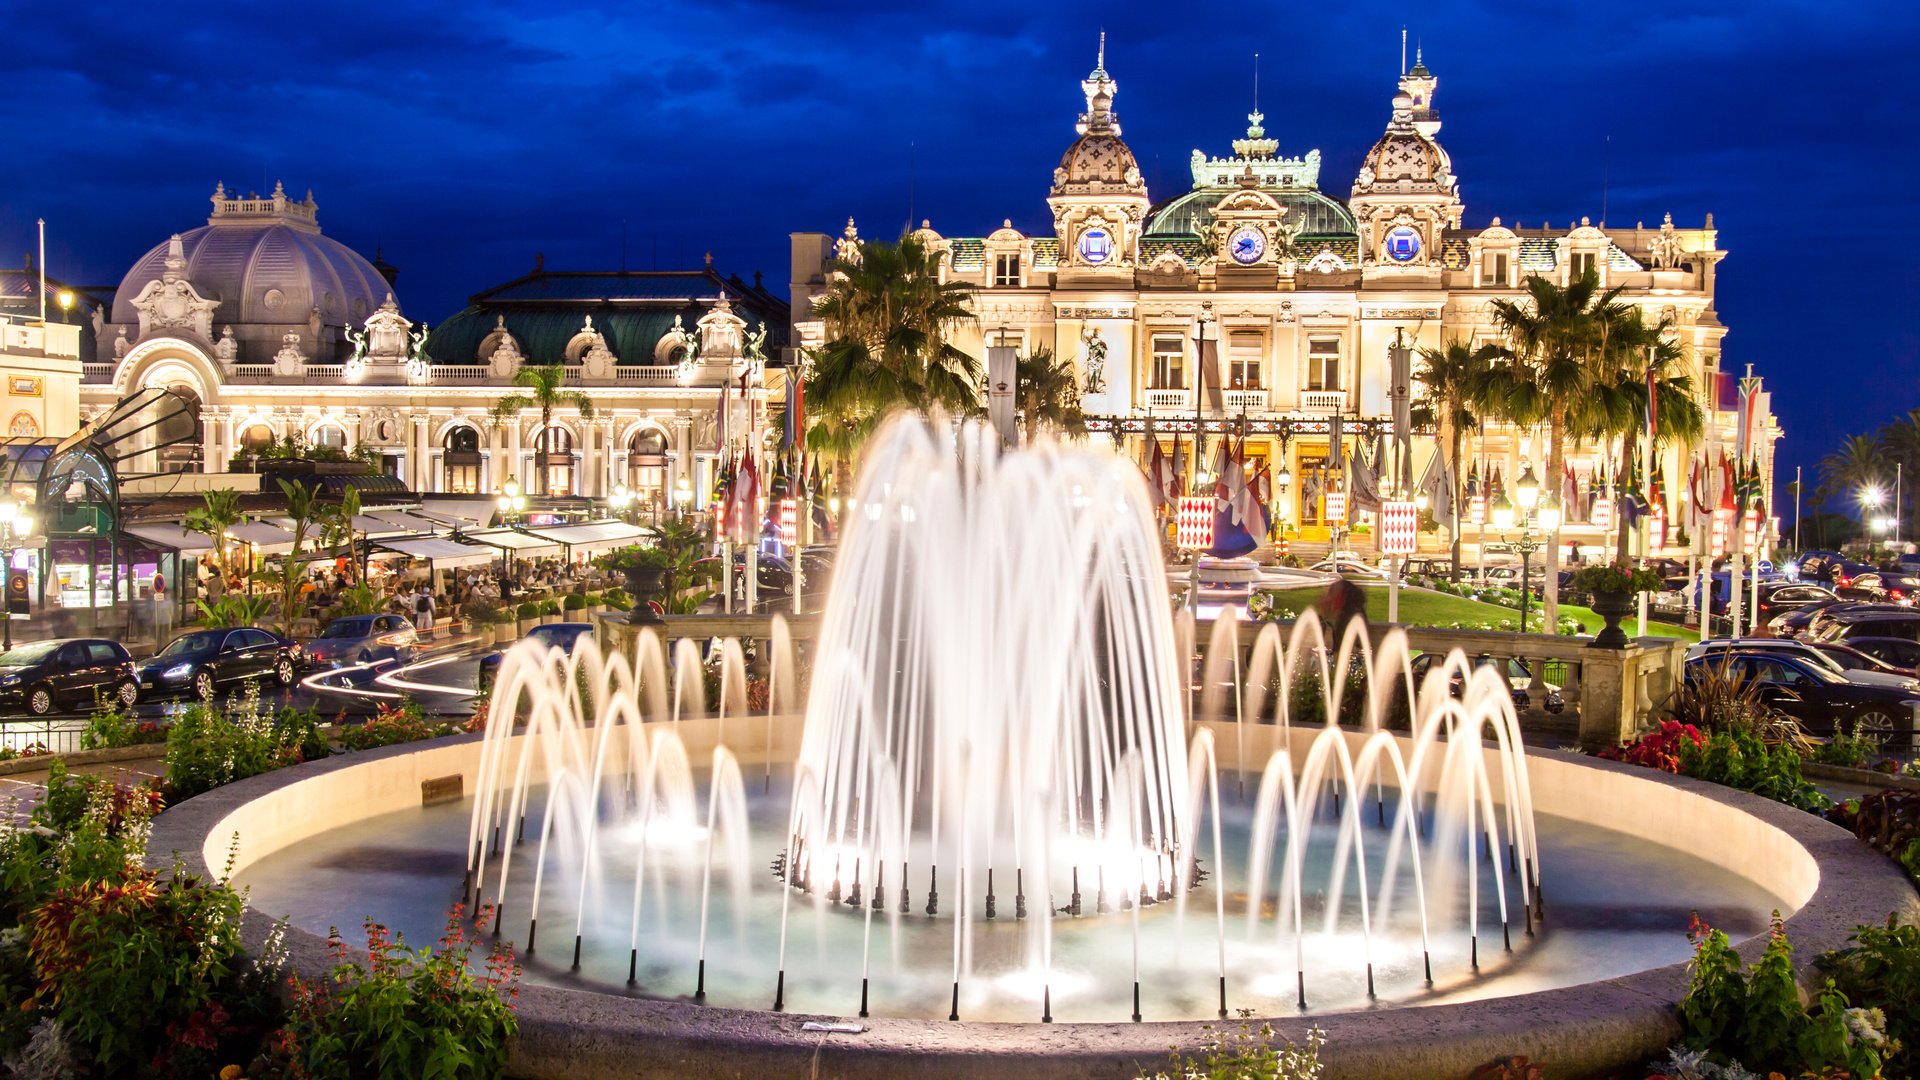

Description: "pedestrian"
413 584 436 632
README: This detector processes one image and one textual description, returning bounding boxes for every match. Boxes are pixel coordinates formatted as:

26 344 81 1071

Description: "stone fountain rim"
148 732 1920 1080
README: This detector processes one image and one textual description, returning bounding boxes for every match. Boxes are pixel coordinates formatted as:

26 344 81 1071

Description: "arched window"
313 425 347 450
535 426 575 496
627 427 670 515
443 426 482 493
241 424 275 450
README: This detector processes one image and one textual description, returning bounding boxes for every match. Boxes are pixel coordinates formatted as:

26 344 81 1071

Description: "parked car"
1753 582 1841 623
1833 571 1920 605
1687 638 1920 691
1683 652 1920 749
1808 605 1920 645
0 639 138 716
1767 601 1845 639
1840 636 1920 673
1402 557 1454 579
1406 652 1565 715
1792 551 1845 582
478 622 596 692
746 549 836 597
1805 640 1916 680
1825 560 1880 591
303 614 421 668
137 627 299 699
1307 558 1392 580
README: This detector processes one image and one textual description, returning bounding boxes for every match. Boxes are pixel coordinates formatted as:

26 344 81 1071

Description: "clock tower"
1048 35 1150 288
1208 166 1293 290
1349 54 1462 288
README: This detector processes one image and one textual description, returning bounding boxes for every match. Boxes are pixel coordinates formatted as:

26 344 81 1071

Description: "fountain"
181 415 1914 1077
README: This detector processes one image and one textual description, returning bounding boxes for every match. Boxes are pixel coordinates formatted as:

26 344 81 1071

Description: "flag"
1646 360 1659 441
1199 330 1225 416
1713 369 1738 411
1144 433 1172 509
1350 435 1382 512
1170 431 1187 499
1329 414 1345 475
1418 449 1454 525
782 365 805 451
1689 456 1705 523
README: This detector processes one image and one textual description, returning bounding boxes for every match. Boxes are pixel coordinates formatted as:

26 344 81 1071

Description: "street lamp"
0 500 35 651
610 483 635 523
1490 480 1553 634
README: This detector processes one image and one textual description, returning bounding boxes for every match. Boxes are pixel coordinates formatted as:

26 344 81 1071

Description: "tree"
316 486 364 586
804 234 981 493
184 489 247 590
653 516 718 615
1413 339 1501 581
1817 434 1887 509
1582 313 1705 560
1014 346 1086 444
1489 268 1628 629
489 362 596 483
1875 409 1920 533
258 478 321 634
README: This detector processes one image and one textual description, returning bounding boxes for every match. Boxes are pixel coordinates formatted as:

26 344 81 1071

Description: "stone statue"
272 331 306 377
1081 326 1107 395
307 306 322 344
363 294 410 360
214 326 238 365
744 324 768 365
409 323 430 362
1648 212 1684 269
344 326 367 364
90 307 104 338
113 326 129 359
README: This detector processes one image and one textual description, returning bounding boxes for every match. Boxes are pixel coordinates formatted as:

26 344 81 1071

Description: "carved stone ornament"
113 326 130 359
1647 212 1685 269
364 406 403 446
697 294 746 360
362 294 412 362
129 235 220 343
272 331 307 377
1055 306 1133 320
213 326 238 366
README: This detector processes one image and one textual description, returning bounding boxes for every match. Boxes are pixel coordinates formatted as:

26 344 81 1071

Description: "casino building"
790 46 1778 551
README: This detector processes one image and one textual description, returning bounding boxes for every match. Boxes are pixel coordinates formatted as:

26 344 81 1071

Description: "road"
0 644 489 755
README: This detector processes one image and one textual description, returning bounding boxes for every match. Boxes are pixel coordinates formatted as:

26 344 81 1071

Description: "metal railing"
82 363 116 383
1300 390 1346 412
0 718 87 758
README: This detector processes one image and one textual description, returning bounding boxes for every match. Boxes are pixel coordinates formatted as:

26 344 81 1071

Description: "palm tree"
1876 409 1920 534
184 489 247 592
805 234 981 493
317 486 364 586
1584 316 1705 559
1015 346 1086 444
490 362 596 490
1413 339 1501 581
1490 268 1627 628
261 478 321 633
1818 434 1887 509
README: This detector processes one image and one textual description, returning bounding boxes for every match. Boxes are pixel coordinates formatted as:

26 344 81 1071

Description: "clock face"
1228 225 1267 265
1077 227 1114 265
1384 225 1423 263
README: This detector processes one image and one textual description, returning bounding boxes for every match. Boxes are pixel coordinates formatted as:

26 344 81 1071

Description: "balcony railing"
433 366 493 383
82 363 115 383
1300 390 1347 412
1145 388 1190 409
1225 389 1267 410
615 366 682 384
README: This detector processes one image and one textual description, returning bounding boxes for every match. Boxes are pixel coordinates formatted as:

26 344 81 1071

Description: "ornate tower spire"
1078 33 1120 136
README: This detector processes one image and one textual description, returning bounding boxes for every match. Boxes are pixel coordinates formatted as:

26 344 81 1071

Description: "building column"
413 415 432 492
200 405 222 473
507 417 524 492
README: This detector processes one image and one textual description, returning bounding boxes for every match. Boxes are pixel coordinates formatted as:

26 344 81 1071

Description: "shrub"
1678 913 1888 1080
462 597 501 626
1811 722 1880 769
284 907 518 1079
25 868 249 1071
1668 657 1799 743
338 700 454 752
1678 728 1830 813
1827 790 1920 885
514 601 539 621
1141 1021 1325 1080
1570 560 1665 593
537 598 561 617
164 689 329 801
1597 720 1706 773
562 592 587 611
602 587 629 609
1814 915 1920 1062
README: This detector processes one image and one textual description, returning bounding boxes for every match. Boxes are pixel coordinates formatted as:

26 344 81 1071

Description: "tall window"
1570 251 1597 280
313 425 346 450
627 428 668 515
993 254 1020 288
535 427 574 496
1227 331 1263 390
1483 252 1508 287
443 426 481 494
1308 339 1341 390
1150 333 1186 389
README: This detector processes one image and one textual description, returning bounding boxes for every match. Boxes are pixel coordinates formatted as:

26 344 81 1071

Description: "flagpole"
1793 465 1802 553
1638 351 1653 638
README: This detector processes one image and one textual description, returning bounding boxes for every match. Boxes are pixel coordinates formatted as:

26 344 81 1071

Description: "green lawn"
1261 584 1698 641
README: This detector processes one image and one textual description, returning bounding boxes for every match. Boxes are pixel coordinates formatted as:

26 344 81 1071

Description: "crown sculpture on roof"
129 235 220 344
575 314 617 380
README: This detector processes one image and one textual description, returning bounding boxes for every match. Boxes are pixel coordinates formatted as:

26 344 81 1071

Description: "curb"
1802 761 1920 792
0 742 164 777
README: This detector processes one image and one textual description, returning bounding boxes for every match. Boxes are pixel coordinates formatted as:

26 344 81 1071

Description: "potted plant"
1570 561 1666 649
563 592 588 617
515 600 541 636
595 545 671 624
538 598 562 624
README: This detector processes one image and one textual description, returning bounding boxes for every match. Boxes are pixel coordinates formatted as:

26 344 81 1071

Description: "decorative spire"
1078 33 1120 136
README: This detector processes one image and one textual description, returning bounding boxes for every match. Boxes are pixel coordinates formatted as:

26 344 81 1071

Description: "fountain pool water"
232 417 1794 1030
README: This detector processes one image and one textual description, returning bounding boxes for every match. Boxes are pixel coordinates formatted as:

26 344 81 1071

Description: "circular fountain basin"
149 726 1919 1080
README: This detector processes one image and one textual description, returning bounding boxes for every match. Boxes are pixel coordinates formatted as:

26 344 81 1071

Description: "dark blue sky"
3 0 1913 503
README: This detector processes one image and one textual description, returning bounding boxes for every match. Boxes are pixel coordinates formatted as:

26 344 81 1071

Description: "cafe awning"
521 519 654 556
465 528 562 557
121 523 219 555
225 521 300 555
370 536 500 570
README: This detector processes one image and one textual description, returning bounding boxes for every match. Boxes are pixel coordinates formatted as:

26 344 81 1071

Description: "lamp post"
494 483 526 601
610 483 636 525
0 500 35 651
1492 464 1559 635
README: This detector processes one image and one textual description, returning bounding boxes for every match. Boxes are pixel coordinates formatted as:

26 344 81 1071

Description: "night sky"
3 0 1913 506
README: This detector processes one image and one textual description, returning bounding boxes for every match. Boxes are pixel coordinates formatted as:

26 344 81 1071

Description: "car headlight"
0 674 20 686
163 662 195 679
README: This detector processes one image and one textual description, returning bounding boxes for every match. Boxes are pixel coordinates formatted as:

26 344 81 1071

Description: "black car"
1767 602 1842 639
1806 640 1915 681
1833 572 1918 605
0 639 138 716
478 622 595 692
1810 605 1920 646
1753 582 1840 623
1793 551 1846 582
1684 652 1920 748
1842 636 1920 673
138 627 299 699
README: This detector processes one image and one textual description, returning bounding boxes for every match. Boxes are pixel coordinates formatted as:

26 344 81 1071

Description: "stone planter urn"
622 568 666 625
1588 588 1635 649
